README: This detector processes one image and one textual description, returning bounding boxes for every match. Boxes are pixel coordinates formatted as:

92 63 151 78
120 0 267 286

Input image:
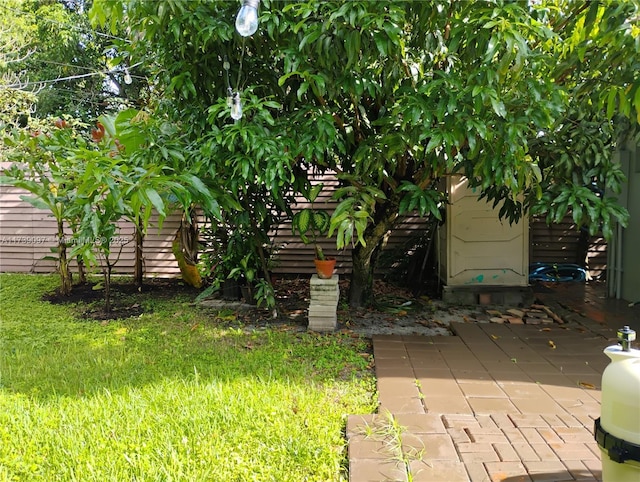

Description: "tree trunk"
348 200 400 308
575 226 589 268
57 221 72 296
134 225 144 289
104 263 112 313
76 257 87 284
249 213 278 317
349 243 377 308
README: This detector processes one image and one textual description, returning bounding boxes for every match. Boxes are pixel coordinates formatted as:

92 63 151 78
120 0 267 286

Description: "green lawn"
0 274 376 481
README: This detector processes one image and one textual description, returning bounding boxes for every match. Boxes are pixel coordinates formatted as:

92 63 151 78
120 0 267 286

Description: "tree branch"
5 48 36 64
552 3 590 32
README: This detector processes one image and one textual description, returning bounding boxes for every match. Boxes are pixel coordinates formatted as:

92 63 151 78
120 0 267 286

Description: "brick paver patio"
347 311 619 481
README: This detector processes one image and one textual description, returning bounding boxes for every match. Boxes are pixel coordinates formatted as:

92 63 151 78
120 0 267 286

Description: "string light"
223 57 243 121
0 4 139 90
226 87 234 107
230 92 243 120
235 0 260 37
24 59 98 72
3 62 143 90
3 71 106 89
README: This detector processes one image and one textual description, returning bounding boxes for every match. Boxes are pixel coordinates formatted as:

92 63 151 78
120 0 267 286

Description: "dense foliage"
3 1 638 307
87 0 638 306
1 110 227 307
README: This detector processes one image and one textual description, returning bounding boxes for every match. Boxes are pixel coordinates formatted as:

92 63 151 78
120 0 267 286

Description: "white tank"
596 326 640 482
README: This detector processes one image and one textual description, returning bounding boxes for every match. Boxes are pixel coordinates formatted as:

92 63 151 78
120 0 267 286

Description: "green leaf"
331 198 355 220
490 97 506 118
182 174 209 198
277 71 301 87
425 134 442 153
373 32 387 56
312 211 330 232
144 187 166 218
299 28 321 50
19 195 50 211
98 114 117 138
90 214 100 237
292 209 310 237
606 87 617 119
583 1 600 38
297 82 310 100
308 183 323 202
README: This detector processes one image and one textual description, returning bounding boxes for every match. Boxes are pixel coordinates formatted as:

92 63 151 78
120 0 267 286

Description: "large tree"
91 0 639 307
0 0 145 121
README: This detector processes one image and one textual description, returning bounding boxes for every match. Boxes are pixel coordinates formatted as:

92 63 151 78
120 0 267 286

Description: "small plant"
356 411 425 482
254 278 276 311
291 183 331 260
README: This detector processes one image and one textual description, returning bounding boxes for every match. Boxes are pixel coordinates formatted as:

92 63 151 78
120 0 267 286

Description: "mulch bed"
42 278 200 321
41 276 431 325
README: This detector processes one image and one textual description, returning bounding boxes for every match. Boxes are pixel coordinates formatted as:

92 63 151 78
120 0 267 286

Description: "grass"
0 274 376 481
357 411 424 482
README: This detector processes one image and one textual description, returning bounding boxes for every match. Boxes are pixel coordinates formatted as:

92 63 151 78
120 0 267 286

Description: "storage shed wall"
439 175 529 287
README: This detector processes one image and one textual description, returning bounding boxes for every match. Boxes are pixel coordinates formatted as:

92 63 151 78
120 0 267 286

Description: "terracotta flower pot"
314 257 336 279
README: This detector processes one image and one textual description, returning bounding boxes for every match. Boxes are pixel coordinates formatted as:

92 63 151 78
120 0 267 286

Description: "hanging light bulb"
123 68 132 85
230 92 243 120
226 87 234 107
235 0 260 37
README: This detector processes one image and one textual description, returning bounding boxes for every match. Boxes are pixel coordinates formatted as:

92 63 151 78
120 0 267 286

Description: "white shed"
438 175 531 305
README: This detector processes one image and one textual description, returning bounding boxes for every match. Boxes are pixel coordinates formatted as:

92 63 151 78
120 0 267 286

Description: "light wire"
3 62 144 90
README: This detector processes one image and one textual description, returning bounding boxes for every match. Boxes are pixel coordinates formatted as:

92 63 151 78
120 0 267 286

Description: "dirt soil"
204 278 490 337
43 278 198 321
43 277 491 336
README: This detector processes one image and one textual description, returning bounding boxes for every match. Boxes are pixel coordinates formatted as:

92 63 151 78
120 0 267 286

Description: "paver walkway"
347 317 617 481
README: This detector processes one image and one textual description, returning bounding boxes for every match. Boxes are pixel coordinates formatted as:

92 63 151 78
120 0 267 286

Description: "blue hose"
529 263 587 282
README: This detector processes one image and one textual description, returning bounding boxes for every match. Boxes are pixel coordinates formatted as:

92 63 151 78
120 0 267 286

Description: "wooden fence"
529 215 607 280
0 170 430 278
0 164 606 280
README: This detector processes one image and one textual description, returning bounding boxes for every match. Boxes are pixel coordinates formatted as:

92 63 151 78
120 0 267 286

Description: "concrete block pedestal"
308 275 339 332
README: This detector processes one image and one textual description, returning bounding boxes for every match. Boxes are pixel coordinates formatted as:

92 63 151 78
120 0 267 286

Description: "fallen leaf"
540 327 552 332
579 381 597 390
491 334 499 340
548 340 556 349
